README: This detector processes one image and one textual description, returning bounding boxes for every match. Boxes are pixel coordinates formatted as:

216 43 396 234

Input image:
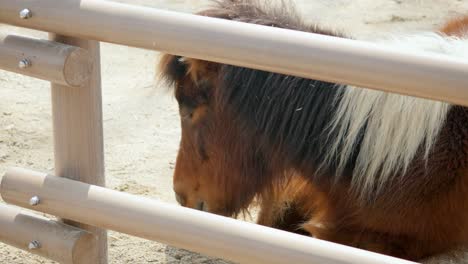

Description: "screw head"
28 240 40 250
29 196 40 206
19 9 32 19
18 59 31 69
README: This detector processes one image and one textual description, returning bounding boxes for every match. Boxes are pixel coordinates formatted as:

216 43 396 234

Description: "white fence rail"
0 202 95 264
0 33 92 87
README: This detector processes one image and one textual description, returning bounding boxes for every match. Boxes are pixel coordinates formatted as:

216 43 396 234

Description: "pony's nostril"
196 201 209 212
196 201 204 211
175 193 186 206
201 202 209 212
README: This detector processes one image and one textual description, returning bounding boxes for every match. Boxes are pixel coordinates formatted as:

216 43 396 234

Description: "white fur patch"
325 33 468 197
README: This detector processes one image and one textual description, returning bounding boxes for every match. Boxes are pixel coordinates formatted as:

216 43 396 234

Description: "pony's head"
159 53 269 216
159 54 221 214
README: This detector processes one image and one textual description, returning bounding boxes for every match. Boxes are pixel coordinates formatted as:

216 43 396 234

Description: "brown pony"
159 0 468 261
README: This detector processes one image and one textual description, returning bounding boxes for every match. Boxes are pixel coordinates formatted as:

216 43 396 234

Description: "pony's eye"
179 104 208 126
179 105 194 121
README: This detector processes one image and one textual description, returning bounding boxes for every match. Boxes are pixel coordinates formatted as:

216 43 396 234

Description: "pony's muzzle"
175 192 209 212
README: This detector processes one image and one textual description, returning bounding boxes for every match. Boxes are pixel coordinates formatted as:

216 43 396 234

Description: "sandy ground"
1 0 468 263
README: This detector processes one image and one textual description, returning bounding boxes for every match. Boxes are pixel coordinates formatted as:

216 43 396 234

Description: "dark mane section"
216 66 346 180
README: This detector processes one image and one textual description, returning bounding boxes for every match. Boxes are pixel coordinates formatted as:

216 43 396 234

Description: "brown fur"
159 2 468 261
256 174 317 235
440 16 468 37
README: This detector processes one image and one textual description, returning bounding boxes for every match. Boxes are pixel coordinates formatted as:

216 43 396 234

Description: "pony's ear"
158 54 220 86
184 58 220 84
159 54 220 110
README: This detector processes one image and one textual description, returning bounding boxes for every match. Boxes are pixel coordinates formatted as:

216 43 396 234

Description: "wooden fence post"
49 33 107 264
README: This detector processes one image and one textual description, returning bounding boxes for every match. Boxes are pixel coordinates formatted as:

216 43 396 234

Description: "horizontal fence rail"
0 167 417 264
0 203 96 263
0 33 92 87
0 0 467 106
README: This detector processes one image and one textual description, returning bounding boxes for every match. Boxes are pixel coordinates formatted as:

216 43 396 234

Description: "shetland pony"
160 0 468 261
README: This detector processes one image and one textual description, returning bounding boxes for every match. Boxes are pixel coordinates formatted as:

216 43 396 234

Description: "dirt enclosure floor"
1 0 468 263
